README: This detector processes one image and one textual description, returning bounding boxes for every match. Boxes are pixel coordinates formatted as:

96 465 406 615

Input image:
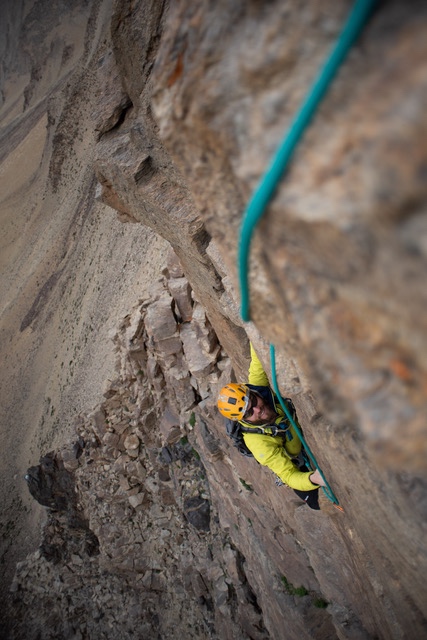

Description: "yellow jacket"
241 344 317 492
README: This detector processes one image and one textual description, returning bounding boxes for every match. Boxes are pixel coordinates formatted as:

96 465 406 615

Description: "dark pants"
293 487 320 510
293 463 320 509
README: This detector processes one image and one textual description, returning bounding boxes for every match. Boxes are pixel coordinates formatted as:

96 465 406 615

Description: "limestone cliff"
1 1 426 639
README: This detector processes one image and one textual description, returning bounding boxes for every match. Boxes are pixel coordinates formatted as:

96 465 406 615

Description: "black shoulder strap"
225 419 254 457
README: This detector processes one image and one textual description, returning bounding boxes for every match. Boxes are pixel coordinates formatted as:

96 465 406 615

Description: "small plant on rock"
239 478 253 492
313 597 329 608
281 575 308 597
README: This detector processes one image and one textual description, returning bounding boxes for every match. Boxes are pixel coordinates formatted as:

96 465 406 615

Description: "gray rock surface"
1 1 426 639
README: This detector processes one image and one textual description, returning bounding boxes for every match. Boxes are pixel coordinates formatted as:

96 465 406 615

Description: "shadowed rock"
183 496 211 532
25 452 76 511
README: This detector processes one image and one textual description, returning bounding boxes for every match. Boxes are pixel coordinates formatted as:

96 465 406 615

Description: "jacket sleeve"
244 432 318 492
248 343 269 386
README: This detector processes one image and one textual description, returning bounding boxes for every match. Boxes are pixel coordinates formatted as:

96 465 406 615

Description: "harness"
239 384 297 441
239 423 288 437
225 388 298 457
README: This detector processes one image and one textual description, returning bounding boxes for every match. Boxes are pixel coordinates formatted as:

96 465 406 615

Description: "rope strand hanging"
238 0 378 321
270 345 341 506
237 0 378 506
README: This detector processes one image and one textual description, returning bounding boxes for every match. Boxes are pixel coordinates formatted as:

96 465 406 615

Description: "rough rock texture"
1 1 427 639
9 267 335 639
0 0 168 605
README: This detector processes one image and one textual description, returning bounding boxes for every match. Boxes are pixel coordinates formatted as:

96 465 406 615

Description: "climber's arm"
244 433 319 492
248 343 269 387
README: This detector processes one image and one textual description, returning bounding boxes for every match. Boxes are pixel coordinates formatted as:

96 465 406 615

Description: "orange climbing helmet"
217 383 250 420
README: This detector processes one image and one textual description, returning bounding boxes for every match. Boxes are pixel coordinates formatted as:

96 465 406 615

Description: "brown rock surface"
0 0 170 612
1 1 426 639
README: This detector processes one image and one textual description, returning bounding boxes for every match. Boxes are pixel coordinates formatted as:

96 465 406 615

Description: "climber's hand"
309 469 326 487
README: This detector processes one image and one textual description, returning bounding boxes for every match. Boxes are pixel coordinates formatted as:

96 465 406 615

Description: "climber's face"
243 391 276 425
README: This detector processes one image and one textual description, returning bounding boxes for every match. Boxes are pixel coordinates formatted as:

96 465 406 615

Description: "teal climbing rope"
269 344 340 506
237 1 378 507
238 0 377 321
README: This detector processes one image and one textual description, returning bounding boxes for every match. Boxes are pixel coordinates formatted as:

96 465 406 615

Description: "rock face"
9 269 336 639
1 1 427 639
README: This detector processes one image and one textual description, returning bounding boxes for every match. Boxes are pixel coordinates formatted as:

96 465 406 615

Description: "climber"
217 344 326 509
